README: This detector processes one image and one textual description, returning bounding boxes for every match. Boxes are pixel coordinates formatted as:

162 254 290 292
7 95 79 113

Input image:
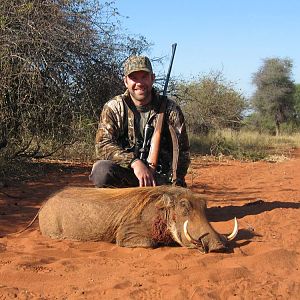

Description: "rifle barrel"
163 43 177 96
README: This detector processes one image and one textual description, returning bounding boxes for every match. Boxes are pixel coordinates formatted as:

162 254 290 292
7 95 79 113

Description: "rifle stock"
147 43 177 171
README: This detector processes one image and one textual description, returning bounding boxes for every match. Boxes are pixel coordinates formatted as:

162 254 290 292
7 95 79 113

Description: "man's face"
124 71 155 105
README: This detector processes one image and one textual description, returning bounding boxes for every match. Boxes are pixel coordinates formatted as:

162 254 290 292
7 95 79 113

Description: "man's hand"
131 159 156 187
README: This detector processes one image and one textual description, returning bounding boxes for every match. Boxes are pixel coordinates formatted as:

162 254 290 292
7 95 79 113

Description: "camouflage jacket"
95 89 190 182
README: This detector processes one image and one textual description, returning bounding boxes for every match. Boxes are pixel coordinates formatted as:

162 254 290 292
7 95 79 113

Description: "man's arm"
95 100 135 167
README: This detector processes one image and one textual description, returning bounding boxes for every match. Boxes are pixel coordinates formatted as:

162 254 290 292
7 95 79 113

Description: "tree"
294 84 300 118
173 71 247 134
251 58 295 136
0 0 150 158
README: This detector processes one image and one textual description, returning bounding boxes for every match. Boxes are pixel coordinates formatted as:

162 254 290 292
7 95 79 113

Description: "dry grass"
190 129 300 160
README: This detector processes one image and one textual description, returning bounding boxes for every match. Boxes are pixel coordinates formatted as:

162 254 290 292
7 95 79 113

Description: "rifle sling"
168 124 178 183
147 96 168 169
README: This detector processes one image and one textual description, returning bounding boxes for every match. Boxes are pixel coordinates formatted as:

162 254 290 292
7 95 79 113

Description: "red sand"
1 151 300 299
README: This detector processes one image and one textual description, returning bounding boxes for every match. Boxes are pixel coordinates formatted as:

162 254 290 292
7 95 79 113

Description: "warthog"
39 186 238 252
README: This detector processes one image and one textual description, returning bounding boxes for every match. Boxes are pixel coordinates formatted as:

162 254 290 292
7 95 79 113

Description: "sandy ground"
0 150 300 299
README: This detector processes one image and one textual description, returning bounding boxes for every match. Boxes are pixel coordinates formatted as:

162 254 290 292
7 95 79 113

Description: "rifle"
146 43 177 171
139 124 154 162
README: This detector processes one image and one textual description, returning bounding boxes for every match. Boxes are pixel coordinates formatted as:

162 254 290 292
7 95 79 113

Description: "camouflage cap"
124 56 153 76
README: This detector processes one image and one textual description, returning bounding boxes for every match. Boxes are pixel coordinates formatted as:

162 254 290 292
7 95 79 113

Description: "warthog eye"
179 199 191 215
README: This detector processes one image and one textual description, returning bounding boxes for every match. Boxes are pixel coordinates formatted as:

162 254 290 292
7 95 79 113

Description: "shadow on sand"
207 199 300 222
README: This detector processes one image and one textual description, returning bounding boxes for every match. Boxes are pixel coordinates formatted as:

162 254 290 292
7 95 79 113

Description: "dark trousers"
89 160 171 188
89 160 139 188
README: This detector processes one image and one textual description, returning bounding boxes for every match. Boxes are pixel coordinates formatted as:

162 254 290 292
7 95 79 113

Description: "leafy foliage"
173 71 247 134
0 0 150 158
294 84 300 117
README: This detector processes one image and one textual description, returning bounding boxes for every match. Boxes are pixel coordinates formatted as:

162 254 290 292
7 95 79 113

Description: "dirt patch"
1 151 300 299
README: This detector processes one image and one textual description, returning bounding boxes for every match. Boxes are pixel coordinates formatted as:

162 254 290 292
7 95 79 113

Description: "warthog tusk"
227 217 238 241
183 220 207 253
183 220 196 244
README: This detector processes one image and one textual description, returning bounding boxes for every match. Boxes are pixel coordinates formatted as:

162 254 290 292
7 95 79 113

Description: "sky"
115 0 299 98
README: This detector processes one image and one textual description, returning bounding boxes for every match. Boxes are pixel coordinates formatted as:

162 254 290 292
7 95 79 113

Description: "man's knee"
89 160 115 187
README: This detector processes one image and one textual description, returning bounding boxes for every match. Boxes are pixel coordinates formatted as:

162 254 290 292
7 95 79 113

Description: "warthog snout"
183 217 238 253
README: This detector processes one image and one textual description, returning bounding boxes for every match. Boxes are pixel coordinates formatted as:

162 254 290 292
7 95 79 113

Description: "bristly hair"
103 185 191 235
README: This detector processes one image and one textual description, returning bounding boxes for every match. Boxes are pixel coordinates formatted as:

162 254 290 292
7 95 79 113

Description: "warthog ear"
155 194 173 209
